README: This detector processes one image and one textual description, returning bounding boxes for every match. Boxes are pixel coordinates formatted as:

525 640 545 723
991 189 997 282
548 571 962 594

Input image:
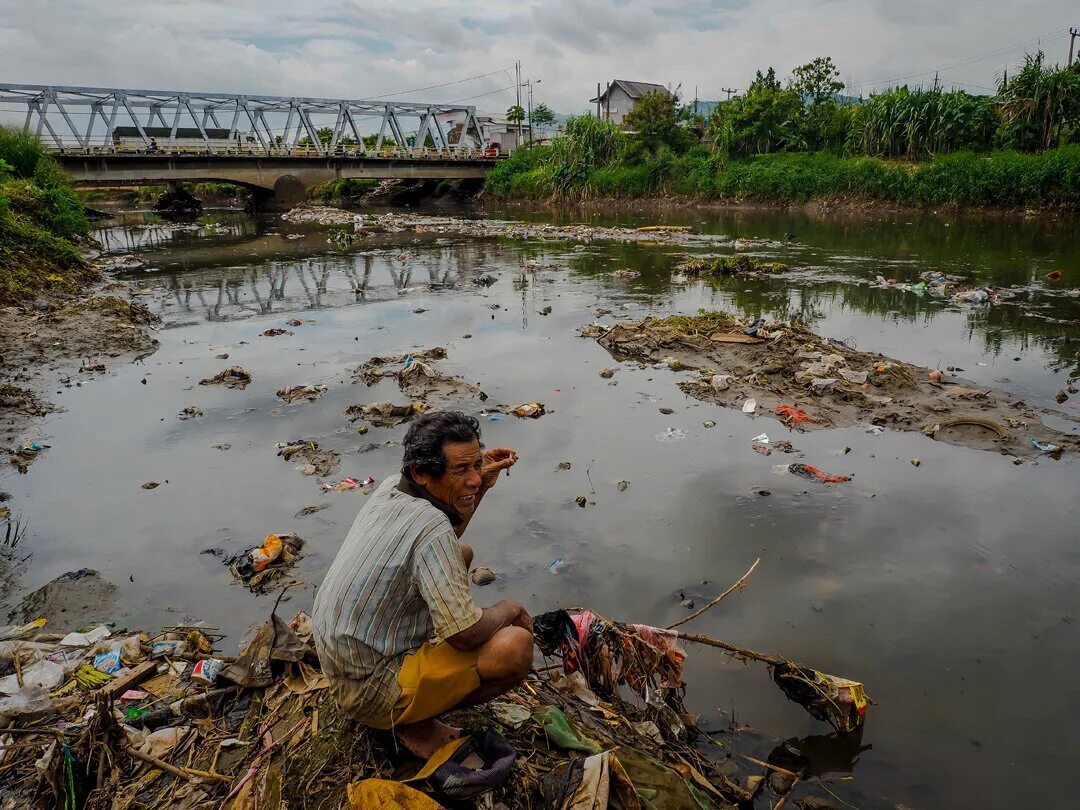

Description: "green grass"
191 182 241 199
485 141 1080 209
308 178 380 200
0 127 93 303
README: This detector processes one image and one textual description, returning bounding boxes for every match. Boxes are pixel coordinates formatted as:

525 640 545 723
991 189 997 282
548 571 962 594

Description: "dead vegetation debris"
277 441 340 477
344 401 421 428
199 367 253 391
678 256 789 276
277 385 328 405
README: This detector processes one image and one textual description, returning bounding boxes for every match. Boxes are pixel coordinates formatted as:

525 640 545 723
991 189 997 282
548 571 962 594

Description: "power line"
449 84 516 103
370 67 515 99
848 29 1066 89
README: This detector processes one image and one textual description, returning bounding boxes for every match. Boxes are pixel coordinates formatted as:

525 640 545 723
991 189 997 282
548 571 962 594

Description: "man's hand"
511 605 534 634
447 599 533 651
481 447 518 490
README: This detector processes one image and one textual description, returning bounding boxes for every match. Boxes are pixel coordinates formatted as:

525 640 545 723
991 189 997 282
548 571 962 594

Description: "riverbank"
484 146 1080 214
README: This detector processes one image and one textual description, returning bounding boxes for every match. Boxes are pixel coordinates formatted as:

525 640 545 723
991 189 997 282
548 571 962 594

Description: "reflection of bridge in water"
146 246 500 324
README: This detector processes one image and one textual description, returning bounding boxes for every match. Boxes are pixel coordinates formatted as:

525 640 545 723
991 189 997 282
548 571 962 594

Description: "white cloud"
0 0 1075 121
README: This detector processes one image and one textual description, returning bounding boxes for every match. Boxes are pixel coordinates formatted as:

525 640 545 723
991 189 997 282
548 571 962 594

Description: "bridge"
0 84 497 208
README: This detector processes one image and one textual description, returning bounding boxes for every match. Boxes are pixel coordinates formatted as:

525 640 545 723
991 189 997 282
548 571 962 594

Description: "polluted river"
3 203 1080 809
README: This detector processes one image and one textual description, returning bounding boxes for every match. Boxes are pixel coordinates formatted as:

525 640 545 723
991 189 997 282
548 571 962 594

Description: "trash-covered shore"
588 311 1080 459
284 205 741 247
2 564 872 810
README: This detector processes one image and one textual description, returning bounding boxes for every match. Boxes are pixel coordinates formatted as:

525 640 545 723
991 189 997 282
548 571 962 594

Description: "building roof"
590 80 672 103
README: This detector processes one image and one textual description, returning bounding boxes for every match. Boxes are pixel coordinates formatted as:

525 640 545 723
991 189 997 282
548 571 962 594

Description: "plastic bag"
0 660 64 696
0 684 52 718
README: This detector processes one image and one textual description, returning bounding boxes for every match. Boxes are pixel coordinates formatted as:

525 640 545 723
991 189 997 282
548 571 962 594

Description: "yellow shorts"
369 641 481 730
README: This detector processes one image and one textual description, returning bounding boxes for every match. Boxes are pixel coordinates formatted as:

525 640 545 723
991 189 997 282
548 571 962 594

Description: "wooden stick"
675 631 785 667
125 745 230 784
666 557 761 630
125 745 199 784
772 776 801 809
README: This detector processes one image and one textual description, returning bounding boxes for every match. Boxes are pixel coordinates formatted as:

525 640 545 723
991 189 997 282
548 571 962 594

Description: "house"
590 80 673 126
476 117 527 155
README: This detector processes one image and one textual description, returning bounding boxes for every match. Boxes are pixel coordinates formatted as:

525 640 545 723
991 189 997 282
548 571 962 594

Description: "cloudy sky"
0 1 1076 118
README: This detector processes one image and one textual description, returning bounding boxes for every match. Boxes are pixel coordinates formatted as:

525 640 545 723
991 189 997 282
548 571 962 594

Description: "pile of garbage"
227 533 305 593
0 595 874 810
282 207 363 227
591 311 1080 458
282 206 735 247
348 346 490 430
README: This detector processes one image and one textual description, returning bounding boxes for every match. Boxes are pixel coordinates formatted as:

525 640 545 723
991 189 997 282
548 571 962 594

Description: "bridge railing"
44 141 492 160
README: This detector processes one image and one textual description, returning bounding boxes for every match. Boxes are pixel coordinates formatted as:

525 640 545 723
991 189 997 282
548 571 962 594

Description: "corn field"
996 52 1080 151
851 87 998 159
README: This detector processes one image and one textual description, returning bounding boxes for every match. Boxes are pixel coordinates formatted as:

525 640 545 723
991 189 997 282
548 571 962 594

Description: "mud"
9 569 117 630
593 313 1080 458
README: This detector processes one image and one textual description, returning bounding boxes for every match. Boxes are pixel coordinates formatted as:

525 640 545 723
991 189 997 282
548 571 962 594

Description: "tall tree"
530 103 555 131
791 57 845 105
624 91 684 151
506 105 526 125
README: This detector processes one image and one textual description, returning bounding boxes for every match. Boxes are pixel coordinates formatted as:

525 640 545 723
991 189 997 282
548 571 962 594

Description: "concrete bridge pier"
154 181 202 218
246 174 308 213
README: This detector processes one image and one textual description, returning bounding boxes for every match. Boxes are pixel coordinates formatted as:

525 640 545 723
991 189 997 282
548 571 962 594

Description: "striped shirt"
312 475 482 724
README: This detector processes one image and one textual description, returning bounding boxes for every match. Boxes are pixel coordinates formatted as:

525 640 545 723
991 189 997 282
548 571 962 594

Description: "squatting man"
313 411 532 757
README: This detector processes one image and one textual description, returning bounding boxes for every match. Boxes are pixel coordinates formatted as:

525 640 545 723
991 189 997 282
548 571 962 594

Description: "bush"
0 128 51 179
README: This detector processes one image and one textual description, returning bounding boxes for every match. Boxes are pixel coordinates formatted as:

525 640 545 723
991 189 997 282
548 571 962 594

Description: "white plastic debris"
60 626 111 647
742 399 757 414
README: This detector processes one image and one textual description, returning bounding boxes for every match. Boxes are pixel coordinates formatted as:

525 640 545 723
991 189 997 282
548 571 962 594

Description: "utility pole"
1070 27 1079 65
596 82 601 119
524 79 540 143
515 61 522 148
721 87 737 101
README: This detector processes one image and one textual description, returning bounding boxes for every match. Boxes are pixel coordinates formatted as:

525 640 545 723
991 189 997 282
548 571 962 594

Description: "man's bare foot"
394 718 463 759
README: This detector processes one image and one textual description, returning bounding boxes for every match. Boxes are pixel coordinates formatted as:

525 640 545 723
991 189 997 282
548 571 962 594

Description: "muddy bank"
590 312 1080 459
0 283 160 447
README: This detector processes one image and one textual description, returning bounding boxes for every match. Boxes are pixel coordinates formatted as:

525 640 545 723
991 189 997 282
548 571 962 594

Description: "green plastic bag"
532 706 600 754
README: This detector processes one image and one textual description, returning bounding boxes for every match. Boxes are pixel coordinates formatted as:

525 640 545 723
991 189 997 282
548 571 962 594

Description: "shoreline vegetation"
485 53 1080 211
0 127 93 303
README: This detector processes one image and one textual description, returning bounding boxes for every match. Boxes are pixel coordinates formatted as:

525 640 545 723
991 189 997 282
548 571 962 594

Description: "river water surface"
4 204 1080 809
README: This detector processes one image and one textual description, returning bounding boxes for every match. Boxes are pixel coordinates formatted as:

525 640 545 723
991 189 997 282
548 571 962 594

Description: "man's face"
413 438 483 517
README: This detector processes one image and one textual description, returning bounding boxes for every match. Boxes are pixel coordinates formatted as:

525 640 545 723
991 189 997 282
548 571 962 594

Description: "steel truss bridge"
0 84 496 207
